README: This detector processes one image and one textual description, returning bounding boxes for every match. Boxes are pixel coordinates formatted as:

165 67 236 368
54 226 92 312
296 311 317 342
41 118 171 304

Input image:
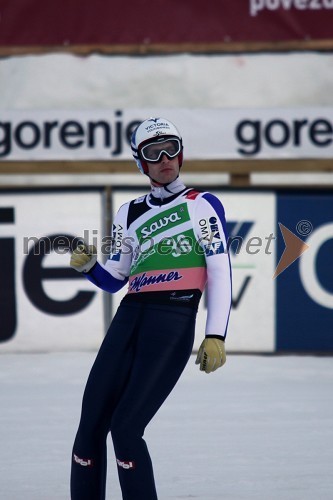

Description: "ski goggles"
140 138 182 163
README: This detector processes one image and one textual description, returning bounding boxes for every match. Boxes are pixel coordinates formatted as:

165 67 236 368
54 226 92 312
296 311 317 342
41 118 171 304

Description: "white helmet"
131 118 183 175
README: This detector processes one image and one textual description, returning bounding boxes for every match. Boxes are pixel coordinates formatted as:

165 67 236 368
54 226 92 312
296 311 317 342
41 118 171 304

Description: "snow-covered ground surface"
0 352 332 500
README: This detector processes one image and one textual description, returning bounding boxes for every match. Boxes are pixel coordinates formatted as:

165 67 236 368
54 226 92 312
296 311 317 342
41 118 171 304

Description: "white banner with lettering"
0 108 332 161
0 191 104 352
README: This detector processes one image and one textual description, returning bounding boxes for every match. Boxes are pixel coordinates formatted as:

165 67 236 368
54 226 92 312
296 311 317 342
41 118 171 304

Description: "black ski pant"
70 301 196 500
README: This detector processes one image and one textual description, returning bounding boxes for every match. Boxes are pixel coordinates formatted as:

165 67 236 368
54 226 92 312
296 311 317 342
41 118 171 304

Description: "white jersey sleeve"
104 201 133 280
194 193 232 339
84 202 132 294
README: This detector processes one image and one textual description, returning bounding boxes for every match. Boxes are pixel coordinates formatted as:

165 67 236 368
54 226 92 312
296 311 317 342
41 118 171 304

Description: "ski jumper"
70 180 232 500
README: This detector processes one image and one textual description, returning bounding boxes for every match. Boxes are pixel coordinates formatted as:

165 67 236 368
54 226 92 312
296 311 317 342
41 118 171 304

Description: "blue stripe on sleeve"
85 262 128 293
202 193 229 239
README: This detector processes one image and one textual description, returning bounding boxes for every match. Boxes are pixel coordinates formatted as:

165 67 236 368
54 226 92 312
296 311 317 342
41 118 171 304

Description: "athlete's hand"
195 338 226 373
70 243 97 273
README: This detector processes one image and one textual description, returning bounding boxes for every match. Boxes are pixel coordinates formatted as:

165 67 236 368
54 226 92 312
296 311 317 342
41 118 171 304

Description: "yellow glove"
70 243 97 273
195 338 226 374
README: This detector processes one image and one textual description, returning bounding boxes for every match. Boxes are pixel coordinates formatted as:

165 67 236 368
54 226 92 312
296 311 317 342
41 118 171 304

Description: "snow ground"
0 353 332 500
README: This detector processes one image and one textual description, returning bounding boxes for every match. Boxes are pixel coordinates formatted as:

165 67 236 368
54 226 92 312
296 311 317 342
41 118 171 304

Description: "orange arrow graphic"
273 223 310 279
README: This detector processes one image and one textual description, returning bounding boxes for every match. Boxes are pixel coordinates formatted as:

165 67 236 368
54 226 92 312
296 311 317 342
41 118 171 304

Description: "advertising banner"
1 108 332 162
2 186 332 353
276 192 333 351
0 0 332 49
111 189 276 352
0 190 104 352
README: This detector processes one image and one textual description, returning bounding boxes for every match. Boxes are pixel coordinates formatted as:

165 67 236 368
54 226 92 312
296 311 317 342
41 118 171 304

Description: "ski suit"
70 180 232 500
